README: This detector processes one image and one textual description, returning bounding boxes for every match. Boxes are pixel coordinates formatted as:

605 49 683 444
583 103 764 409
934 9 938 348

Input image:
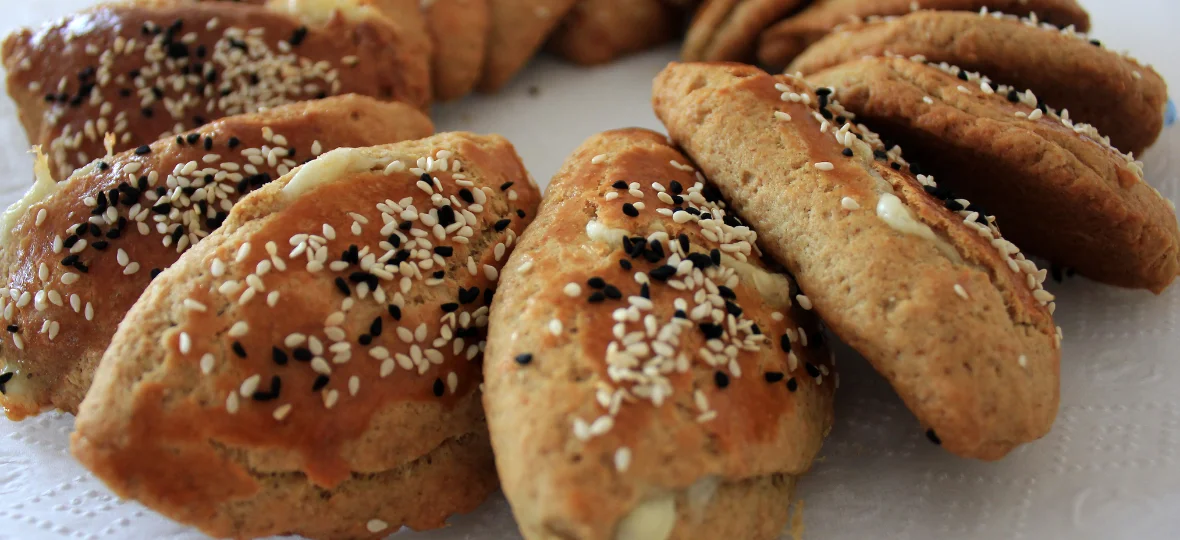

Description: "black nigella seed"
612 180 628 189
432 270 446 279
815 87 832 96
289 26 308 46
459 189 475 204
359 334 373 345
231 341 247 358
805 363 821 378
438 206 457 227
619 259 632 270
135 145 151 155
312 375 330 392
272 347 288 366
945 199 965 212
149 268 162 278
786 378 798 392
186 133 200 145
1007 90 1020 103
370 316 383 336
293 348 312 362
649 265 676 281
842 148 854 157
228 136 240 149
388 305 402 320
5 325 17 333
668 180 683 194
91 241 109 251
957 71 969 81
334 277 351 296
204 136 213 151
717 285 736 300
587 292 606 303
622 203 639 217
890 162 902 170
764 372 785 383
63 235 79 248
494 218 511 231
433 378 445 397
714 371 730 389
673 309 688 319
515 353 533 365
441 302 460 313
587 277 606 289
725 301 742 316
603 285 622 300
89 223 103 237
926 429 942 445
639 283 650 299
500 181 514 191
517 209 526 218
699 323 724 340
780 335 792 353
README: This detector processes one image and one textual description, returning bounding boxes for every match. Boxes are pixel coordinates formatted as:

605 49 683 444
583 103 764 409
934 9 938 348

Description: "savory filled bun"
1 0 431 179
421 0 491 100
480 0 578 92
756 0 1091 69
807 56 1179 292
72 133 541 539
550 0 683 66
654 62 1060 460
0 95 433 420
789 10 1168 155
682 0 806 62
484 128 834 540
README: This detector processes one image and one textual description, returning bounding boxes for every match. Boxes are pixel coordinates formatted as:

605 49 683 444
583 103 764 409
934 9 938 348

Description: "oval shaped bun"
71 133 541 539
0 95 432 420
654 62 1060 460
485 128 834 540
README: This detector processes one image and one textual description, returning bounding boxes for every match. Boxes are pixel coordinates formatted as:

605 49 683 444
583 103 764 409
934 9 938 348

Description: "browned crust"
756 0 1091 69
788 11 1167 155
485 128 833 539
654 62 1060 460
479 0 578 93
72 133 541 538
1 1 431 179
0 95 432 421
682 0 805 62
549 0 682 66
423 0 491 100
806 56 1180 291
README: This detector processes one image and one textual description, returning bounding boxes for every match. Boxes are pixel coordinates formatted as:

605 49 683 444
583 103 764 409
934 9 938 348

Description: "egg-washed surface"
755 0 1091 69
682 0 806 62
421 0 490 100
1 0 431 180
654 62 1060 460
550 0 682 66
0 95 433 420
806 55 1180 292
788 9 1169 156
485 128 834 540
71 133 540 539
479 0 578 92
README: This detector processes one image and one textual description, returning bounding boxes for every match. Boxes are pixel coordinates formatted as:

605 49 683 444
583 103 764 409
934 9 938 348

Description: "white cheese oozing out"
282 147 380 198
265 0 375 24
1 147 59 247
585 219 629 245
876 193 937 242
615 493 676 540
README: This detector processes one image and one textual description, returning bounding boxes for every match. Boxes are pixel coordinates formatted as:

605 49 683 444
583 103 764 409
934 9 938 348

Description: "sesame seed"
774 111 792 121
796 294 813 310
840 197 860 210
813 162 834 171
548 319 563 336
178 332 192 354
591 154 607 164
366 520 389 533
953 284 970 299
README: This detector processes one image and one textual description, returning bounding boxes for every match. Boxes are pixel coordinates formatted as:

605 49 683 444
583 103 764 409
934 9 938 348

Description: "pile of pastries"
0 0 1174 539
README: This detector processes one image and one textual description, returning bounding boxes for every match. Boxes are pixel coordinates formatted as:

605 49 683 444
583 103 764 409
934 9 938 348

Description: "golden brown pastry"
654 62 1060 460
485 128 833 539
72 133 541 539
422 0 491 100
2 0 431 180
480 0 578 93
756 0 1091 69
788 10 1168 155
550 0 683 66
682 0 805 62
0 95 433 420
806 56 1179 292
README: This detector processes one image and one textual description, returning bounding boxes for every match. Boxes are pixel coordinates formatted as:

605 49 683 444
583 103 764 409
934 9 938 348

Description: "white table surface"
1 1 1179 539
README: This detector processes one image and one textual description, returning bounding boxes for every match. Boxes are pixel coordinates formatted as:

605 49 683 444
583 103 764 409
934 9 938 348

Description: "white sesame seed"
200 353 215 374
1018 355 1028 368
240 374 261 396
226 393 239 414
548 319 563 336
796 294 813 310
1028 108 1044 121
366 520 389 533
591 154 607 164
563 283 581 297
34 209 47 227
774 111 792 121
954 284 970 300
123 262 140 275
840 197 860 210
228 321 249 338
184 299 208 312
813 162 835 171
273 404 293 421
178 332 192 354
61 272 79 285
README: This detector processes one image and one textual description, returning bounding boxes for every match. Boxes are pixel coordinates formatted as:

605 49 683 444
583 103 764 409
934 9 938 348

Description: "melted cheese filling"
614 477 721 540
2 147 59 248
265 0 375 24
282 147 380 198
